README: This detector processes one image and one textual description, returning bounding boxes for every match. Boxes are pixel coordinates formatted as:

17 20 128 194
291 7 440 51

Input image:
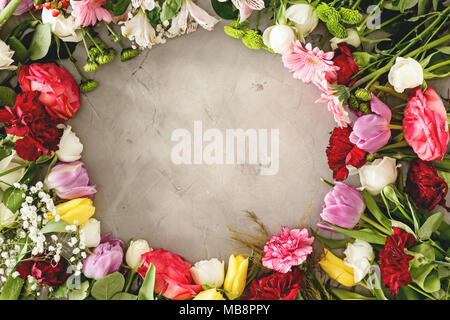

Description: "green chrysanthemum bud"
111 34 122 43
316 3 340 23
355 88 371 101
326 20 348 38
224 26 245 39
241 30 265 50
339 8 363 24
96 48 116 65
348 95 359 111
83 59 100 72
121 48 140 62
359 102 371 114
89 46 101 57
229 20 250 29
80 79 99 93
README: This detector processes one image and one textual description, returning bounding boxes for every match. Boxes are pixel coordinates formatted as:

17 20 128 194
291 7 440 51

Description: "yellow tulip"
193 288 225 300
319 248 357 287
48 198 95 226
223 254 249 300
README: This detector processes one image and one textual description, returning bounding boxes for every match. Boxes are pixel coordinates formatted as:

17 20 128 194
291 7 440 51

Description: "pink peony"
282 41 338 88
403 87 449 162
70 0 112 27
262 227 314 273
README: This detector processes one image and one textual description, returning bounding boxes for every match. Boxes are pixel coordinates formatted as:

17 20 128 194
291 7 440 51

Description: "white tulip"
0 203 16 227
0 152 25 191
41 8 82 42
286 4 318 40
121 9 158 49
344 239 374 283
388 57 423 93
190 258 225 288
263 25 296 55
330 28 361 50
80 218 101 248
56 125 83 162
126 239 152 268
359 157 399 195
0 40 16 71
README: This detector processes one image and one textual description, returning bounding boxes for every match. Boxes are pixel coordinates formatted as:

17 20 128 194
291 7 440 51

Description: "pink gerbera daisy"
316 83 351 128
282 41 338 88
70 0 112 27
262 227 314 274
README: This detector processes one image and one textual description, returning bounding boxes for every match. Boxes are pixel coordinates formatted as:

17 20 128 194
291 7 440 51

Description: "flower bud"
190 258 225 288
194 288 225 300
0 152 25 191
223 254 248 300
388 57 423 93
84 59 99 72
80 79 99 93
343 239 374 282
359 157 399 195
126 239 152 269
49 198 95 226
56 125 83 162
120 48 140 62
80 218 101 248
286 4 319 39
262 25 296 55
319 248 357 287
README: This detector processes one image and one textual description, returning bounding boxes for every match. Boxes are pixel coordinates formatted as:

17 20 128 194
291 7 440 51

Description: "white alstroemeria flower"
344 239 374 283
330 28 361 50
121 9 158 49
41 7 82 42
0 40 16 71
132 0 155 10
218 0 265 23
185 0 219 31
286 4 318 41
263 25 296 54
0 151 25 191
388 57 424 93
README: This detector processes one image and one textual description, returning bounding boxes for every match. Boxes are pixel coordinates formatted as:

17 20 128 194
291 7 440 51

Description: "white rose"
126 239 152 268
41 8 82 42
359 157 399 195
330 28 361 50
56 125 83 162
190 258 225 288
0 151 25 191
0 203 16 227
344 239 374 283
0 40 16 71
286 4 318 40
388 57 423 93
263 25 296 55
80 218 101 248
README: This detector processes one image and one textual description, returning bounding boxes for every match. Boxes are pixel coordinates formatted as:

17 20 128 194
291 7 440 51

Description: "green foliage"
160 0 182 22
146 7 161 25
0 86 16 107
211 0 238 20
0 276 24 300
91 272 125 300
2 187 25 213
138 262 156 300
104 0 132 16
29 23 52 61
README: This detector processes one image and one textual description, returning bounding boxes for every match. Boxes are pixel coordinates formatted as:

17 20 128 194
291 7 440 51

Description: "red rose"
333 43 359 86
137 248 202 300
326 127 367 181
16 257 69 288
244 268 304 300
405 159 450 212
19 63 80 121
0 92 63 161
379 227 415 294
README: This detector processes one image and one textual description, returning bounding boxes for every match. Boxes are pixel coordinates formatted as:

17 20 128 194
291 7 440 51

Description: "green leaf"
310 229 354 249
418 212 445 241
0 275 24 300
2 187 24 213
7 36 29 63
146 7 161 25
362 190 392 231
138 262 155 300
104 0 131 16
436 46 450 55
160 0 182 22
365 266 388 300
390 220 416 238
0 86 16 107
410 264 440 293
111 292 138 300
211 0 238 20
68 281 90 300
29 23 52 60
397 285 422 300
40 219 69 234
18 162 36 185
91 272 125 300
331 287 375 300
324 222 387 245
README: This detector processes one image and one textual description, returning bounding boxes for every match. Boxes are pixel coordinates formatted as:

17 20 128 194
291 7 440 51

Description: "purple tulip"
83 234 125 280
46 161 97 199
317 182 365 232
0 0 35 15
349 94 392 154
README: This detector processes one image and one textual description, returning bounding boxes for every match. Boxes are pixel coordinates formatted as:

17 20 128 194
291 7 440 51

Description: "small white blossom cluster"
0 182 86 292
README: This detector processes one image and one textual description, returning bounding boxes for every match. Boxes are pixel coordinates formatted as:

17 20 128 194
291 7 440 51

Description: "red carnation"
0 92 63 161
16 257 70 288
244 268 305 300
333 43 359 86
379 227 415 295
405 159 450 212
326 127 367 181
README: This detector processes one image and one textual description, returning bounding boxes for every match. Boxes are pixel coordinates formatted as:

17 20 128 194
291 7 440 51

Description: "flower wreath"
0 0 449 301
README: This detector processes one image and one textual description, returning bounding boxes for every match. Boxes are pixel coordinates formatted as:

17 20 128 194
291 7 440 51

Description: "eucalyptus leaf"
68 281 90 300
0 275 24 300
410 264 440 293
29 23 52 61
0 86 16 107
111 292 138 300
160 0 182 22
418 212 444 241
138 262 155 300
91 272 125 300
40 219 69 234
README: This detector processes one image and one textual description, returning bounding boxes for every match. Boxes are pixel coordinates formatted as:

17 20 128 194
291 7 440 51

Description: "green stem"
80 31 94 60
407 284 436 300
425 59 450 72
83 28 104 53
0 163 28 178
362 13 403 36
124 269 136 293
389 124 403 130
63 41 87 81
378 140 409 152
0 0 23 29
351 0 362 9
360 215 391 235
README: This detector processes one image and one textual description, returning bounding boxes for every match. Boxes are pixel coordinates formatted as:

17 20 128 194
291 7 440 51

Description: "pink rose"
137 249 202 300
262 227 314 273
19 63 80 121
403 87 448 161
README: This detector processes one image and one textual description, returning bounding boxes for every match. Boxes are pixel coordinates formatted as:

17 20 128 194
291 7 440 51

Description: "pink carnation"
262 227 314 273
70 0 112 27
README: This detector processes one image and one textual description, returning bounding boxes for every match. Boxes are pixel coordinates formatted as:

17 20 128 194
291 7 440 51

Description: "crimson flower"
16 257 70 288
333 43 359 86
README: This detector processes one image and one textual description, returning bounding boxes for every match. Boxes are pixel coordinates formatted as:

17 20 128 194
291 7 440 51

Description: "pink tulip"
349 94 392 153
46 161 97 199
83 234 125 280
318 182 365 232
403 87 449 161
